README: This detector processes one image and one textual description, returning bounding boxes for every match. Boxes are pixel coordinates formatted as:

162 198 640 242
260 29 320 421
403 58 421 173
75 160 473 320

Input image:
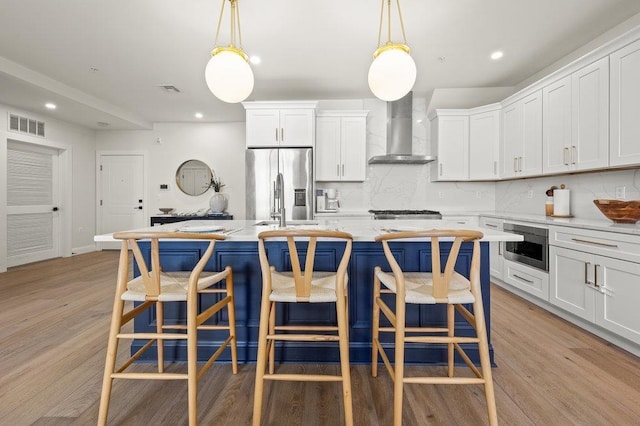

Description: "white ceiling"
1 0 640 130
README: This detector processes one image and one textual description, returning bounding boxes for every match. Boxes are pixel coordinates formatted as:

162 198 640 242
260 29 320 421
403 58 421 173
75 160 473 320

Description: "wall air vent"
157 84 181 93
8 113 45 138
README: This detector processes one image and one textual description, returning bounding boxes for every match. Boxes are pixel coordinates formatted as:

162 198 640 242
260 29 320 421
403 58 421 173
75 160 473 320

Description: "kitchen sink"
253 220 319 226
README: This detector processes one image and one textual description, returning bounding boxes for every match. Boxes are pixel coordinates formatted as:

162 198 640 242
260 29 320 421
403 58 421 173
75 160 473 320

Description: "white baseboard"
72 244 97 255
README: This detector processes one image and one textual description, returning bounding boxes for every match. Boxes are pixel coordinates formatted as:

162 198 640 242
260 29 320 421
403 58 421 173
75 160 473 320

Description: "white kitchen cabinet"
501 91 543 178
243 101 317 148
610 38 640 167
543 57 609 174
503 259 549 301
469 107 500 180
315 111 367 181
549 226 640 345
479 217 504 280
430 112 469 181
549 246 597 321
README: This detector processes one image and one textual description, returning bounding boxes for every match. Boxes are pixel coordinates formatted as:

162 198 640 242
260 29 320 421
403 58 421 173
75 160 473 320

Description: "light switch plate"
615 186 626 199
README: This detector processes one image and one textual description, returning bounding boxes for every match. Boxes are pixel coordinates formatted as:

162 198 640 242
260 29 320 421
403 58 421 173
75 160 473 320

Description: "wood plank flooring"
1 251 639 425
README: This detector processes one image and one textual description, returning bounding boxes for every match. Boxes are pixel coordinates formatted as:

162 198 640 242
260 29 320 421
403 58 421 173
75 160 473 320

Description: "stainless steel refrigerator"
246 148 313 220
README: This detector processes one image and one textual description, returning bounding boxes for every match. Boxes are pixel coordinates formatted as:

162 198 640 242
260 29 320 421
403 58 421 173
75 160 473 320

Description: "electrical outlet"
527 189 534 199
476 191 482 199
615 186 626 199
438 191 444 199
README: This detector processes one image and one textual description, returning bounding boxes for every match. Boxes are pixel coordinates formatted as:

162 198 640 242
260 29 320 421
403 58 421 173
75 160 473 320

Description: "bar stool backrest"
258 229 353 300
112 231 226 300
375 229 483 299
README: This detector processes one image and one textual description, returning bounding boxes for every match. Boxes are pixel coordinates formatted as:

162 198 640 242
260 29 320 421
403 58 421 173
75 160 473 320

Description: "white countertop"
94 218 523 243
478 212 640 236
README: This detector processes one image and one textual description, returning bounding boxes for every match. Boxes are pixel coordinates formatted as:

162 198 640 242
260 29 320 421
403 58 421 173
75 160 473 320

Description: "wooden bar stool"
372 230 497 426
98 231 238 426
253 229 353 426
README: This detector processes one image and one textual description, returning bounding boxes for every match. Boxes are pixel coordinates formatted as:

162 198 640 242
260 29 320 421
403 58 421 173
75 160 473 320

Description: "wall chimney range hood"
368 91 436 165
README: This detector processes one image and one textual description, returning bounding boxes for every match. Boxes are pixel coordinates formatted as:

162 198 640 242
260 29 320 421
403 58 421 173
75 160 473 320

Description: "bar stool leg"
187 296 198 426
98 297 125 426
447 304 455 377
156 301 164 373
226 270 238 374
371 270 381 377
253 292 272 426
268 301 276 374
393 298 406 426
336 290 353 426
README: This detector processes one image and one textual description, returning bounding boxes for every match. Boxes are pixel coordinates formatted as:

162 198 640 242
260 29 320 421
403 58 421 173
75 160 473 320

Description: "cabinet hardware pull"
571 146 576 165
485 223 497 228
498 242 502 255
493 161 497 175
341 164 344 176
518 156 523 172
513 273 534 284
513 157 517 172
594 264 599 288
275 128 278 142
584 262 590 284
563 147 569 165
571 238 618 248
280 128 284 142
439 163 443 176
336 164 340 177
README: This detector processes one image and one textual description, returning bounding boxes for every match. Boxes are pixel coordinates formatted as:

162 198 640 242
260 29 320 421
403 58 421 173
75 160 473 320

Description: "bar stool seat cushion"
269 271 348 303
374 270 475 304
123 270 229 302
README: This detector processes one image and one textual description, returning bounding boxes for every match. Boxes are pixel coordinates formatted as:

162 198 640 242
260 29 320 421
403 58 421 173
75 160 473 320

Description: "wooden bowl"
159 207 174 214
593 199 640 224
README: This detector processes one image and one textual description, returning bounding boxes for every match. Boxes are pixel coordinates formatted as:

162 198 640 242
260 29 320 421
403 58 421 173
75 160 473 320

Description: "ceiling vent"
157 84 181 94
8 113 45 138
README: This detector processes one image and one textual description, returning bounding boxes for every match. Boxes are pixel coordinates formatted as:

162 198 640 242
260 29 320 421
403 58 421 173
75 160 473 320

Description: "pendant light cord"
377 0 409 47
213 0 243 50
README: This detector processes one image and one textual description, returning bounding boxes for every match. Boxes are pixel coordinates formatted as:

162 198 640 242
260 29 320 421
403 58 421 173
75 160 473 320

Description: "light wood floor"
1 251 640 425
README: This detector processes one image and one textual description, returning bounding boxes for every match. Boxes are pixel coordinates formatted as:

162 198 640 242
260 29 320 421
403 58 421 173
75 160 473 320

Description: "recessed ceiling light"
490 51 504 60
45 103 57 109
249 55 261 65
195 112 204 119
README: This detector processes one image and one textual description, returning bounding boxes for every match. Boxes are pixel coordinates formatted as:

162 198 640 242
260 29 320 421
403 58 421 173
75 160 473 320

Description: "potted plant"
208 171 228 213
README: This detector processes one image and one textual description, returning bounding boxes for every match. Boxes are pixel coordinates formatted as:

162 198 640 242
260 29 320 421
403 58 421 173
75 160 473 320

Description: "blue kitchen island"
95 219 521 365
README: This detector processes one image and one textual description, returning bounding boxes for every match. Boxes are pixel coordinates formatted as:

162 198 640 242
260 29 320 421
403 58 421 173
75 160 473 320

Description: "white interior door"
7 141 60 267
99 154 146 234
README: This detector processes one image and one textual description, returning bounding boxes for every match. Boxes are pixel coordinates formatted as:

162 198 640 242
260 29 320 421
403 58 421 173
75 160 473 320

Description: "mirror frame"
175 159 212 196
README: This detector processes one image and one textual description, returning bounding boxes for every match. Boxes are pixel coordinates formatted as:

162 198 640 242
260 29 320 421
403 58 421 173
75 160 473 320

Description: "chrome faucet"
271 172 286 227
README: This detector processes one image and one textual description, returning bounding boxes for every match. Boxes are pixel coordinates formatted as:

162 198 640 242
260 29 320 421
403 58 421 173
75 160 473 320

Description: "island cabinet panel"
131 240 493 364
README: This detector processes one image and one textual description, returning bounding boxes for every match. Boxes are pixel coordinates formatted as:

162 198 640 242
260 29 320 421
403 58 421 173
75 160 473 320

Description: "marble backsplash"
319 97 496 213
317 96 638 218
495 168 640 220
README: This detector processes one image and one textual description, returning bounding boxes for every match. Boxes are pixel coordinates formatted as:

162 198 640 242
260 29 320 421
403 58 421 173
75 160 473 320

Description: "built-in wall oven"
503 222 549 272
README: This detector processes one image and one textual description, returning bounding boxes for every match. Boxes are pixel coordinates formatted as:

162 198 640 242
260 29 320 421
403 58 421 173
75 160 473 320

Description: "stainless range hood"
368 91 436 165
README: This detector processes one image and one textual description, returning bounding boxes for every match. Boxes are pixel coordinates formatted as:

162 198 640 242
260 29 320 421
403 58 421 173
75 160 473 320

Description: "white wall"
95 122 246 219
0 103 96 272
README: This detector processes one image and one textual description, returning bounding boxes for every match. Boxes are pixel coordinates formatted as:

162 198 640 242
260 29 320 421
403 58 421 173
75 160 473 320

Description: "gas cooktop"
369 209 442 219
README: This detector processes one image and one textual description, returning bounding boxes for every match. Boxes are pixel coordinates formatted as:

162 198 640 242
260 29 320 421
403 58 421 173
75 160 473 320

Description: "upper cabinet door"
572 56 609 171
279 109 315 147
543 76 572 174
610 39 640 167
315 116 341 181
501 102 522 179
469 109 500 180
432 114 469 181
520 91 543 177
246 109 280 147
340 116 367 181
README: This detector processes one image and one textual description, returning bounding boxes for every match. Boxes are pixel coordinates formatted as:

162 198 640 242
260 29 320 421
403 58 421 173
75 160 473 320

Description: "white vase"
209 192 228 213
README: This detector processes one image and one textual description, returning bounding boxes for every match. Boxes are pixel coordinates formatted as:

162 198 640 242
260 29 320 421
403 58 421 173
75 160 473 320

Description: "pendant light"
205 0 254 103
368 0 417 101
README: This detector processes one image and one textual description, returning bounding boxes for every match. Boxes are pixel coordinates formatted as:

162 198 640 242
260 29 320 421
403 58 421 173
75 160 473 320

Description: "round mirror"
175 160 212 196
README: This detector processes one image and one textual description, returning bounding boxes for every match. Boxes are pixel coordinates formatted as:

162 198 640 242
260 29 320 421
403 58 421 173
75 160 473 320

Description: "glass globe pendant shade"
368 44 417 101
205 48 254 103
